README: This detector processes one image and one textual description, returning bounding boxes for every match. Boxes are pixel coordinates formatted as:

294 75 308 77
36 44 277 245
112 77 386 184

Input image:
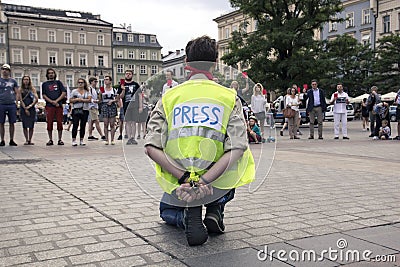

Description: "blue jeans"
159 189 235 229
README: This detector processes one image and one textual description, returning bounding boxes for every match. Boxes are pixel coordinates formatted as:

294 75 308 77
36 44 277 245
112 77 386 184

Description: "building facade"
321 0 400 47
0 2 163 91
0 2 113 90
213 10 257 80
162 49 186 82
113 25 162 85
373 0 400 40
321 0 375 46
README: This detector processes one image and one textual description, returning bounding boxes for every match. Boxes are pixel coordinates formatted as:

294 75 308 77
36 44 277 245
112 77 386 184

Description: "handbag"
283 107 296 118
73 108 84 115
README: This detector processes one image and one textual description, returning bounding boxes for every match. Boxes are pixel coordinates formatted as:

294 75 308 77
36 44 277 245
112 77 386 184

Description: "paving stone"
56 237 98 248
344 225 400 251
68 251 116 265
288 233 398 265
83 240 126 252
0 254 33 266
7 242 55 255
184 247 291 267
114 245 159 257
34 247 82 261
17 258 69 267
98 256 147 267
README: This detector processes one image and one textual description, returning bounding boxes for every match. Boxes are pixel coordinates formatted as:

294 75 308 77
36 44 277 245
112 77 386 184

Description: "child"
247 116 262 143
379 120 390 140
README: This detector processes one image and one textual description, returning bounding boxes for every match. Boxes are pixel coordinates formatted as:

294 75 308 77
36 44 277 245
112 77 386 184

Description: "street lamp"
370 0 378 50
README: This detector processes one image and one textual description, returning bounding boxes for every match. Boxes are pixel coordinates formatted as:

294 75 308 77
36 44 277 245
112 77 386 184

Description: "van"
324 104 355 121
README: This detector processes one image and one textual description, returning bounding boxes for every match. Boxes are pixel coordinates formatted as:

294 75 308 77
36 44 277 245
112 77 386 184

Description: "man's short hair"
371 85 378 92
89 76 97 83
185 35 218 70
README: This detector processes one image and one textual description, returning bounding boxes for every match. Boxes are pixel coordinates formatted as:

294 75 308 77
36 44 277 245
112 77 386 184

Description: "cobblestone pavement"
0 121 399 266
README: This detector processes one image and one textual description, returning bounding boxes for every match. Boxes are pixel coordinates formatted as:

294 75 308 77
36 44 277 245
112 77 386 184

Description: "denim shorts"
0 104 17 124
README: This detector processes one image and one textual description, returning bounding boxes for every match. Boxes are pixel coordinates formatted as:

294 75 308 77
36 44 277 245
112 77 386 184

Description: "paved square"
0 121 399 266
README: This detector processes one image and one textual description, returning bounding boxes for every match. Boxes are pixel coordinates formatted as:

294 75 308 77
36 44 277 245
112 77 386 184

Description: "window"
116 33 122 41
225 71 230 80
139 35 145 43
117 51 123 58
12 49 22 64
98 55 104 67
79 54 87 66
150 36 156 43
128 51 134 59
0 33 5 44
140 65 147 74
48 51 57 65
30 73 39 87
29 29 37 41
140 51 146 59
329 15 338 32
48 30 56 42
346 12 354 28
383 15 391 33
128 34 133 42
65 52 72 65
97 35 104 46
361 34 370 46
30 50 39 64
66 75 73 88
398 13 400 30
128 64 135 74
180 67 183 76
362 9 371 24
14 73 23 86
64 32 72 43
151 52 157 60
12 27 20 39
117 64 124 73
79 33 86 44
151 65 158 75
225 27 230 39
0 52 5 64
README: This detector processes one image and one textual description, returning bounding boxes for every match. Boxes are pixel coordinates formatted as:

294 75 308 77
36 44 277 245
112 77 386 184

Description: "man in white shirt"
330 82 349 139
162 70 179 95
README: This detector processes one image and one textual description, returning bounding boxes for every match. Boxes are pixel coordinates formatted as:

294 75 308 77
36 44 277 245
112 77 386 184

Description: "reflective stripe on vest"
155 79 255 194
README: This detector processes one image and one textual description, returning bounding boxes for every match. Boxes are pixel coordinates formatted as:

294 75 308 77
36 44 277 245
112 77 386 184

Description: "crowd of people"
1 60 399 147
0 65 151 146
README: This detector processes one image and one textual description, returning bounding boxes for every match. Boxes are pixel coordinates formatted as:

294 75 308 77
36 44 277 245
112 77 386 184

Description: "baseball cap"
1 64 11 70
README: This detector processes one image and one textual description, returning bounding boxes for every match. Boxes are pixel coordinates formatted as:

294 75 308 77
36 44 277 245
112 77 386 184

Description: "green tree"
318 35 374 97
369 34 400 93
223 0 343 94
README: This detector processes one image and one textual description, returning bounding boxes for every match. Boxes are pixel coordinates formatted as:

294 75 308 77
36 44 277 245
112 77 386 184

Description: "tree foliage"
223 0 343 93
318 35 374 96
369 34 400 93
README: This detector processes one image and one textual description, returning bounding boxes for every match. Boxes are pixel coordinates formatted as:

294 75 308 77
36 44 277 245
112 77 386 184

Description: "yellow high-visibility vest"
155 79 255 194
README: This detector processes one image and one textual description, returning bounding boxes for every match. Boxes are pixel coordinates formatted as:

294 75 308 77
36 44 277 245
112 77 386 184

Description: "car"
36 99 46 122
324 104 355 121
389 105 397 122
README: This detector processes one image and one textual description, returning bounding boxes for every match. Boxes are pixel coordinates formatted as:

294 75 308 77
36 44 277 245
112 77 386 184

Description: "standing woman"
285 87 300 139
100 76 118 145
251 83 267 139
19 75 38 145
361 98 369 132
69 78 91 146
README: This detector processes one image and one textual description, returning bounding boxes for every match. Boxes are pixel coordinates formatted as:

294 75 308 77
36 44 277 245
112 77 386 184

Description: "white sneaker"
372 136 379 140
80 140 86 146
72 141 77 146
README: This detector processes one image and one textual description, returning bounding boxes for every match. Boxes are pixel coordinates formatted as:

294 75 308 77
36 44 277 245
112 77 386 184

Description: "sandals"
57 140 64 146
46 140 54 146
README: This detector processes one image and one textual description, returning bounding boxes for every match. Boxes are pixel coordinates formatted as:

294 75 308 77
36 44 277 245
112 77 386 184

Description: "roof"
162 49 186 62
2 3 112 27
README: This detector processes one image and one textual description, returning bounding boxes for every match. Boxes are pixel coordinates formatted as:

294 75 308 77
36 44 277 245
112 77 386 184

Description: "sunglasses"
78 81 85 84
